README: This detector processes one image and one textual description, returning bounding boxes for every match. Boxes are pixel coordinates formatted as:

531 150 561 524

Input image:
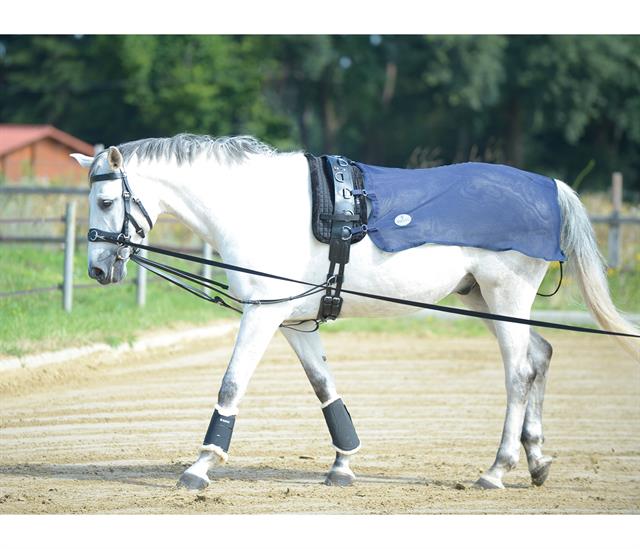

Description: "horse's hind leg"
522 331 554 486
457 273 541 489
458 287 555 487
281 327 360 487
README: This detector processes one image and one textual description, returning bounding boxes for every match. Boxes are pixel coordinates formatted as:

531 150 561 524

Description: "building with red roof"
0 124 96 184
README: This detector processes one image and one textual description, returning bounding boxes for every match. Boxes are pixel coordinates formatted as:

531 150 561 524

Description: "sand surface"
1 326 638 514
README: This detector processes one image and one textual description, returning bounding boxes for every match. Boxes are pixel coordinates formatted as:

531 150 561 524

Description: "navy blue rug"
355 161 566 261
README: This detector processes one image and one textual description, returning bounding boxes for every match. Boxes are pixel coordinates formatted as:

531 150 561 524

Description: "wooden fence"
0 187 217 311
0 173 638 312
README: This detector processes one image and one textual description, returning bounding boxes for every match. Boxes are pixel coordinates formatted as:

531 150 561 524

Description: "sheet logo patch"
394 214 412 227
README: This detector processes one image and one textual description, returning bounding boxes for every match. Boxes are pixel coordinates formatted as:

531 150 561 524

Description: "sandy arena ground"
0 324 638 514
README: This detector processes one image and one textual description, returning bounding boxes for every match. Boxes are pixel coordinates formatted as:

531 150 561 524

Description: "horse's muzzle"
88 258 127 285
89 265 109 284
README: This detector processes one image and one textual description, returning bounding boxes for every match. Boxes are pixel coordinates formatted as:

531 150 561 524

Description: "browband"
90 172 123 183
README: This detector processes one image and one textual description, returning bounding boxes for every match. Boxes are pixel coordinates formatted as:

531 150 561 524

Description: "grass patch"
0 244 234 357
531 262 640 313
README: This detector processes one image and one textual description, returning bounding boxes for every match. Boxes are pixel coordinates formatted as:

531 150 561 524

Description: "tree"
1 35 638 191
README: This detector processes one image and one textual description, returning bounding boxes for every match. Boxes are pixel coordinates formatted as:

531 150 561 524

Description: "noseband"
87 168 154 257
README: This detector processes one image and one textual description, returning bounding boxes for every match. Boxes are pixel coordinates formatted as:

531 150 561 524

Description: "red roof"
0 124 95 157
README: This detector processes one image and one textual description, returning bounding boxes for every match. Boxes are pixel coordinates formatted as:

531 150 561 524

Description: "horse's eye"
100 199 114 210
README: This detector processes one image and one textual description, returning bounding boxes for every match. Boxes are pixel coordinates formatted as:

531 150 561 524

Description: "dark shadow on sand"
0 462 489 490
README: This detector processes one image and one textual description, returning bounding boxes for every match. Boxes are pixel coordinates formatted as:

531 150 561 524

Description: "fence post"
202 241 213 295
607 172 623 269
63 201 76 313
136 238 148 307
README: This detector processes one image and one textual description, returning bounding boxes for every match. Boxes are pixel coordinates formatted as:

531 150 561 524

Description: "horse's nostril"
90 266 105 281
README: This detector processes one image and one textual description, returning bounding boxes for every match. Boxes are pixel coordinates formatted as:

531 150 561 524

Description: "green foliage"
0 35 639 191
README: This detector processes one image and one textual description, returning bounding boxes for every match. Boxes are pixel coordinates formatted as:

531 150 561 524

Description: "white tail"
555 180 639 361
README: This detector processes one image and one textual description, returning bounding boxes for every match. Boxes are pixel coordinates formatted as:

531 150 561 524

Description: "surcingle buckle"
320 295 343 321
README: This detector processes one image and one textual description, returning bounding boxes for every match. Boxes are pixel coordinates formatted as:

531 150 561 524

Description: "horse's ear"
70 153 94 169
107 146 124 170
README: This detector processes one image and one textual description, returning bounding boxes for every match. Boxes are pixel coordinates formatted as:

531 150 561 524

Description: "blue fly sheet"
355 161 566 262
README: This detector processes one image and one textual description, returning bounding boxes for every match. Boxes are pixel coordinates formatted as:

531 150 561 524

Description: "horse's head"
71 146 158 285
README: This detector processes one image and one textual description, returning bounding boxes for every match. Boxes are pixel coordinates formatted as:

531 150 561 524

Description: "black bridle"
87 169 155 258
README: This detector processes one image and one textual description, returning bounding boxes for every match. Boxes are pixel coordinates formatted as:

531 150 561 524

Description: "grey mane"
116 134 277 166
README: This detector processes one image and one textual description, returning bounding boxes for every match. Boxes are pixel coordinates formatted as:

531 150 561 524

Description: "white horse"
72 134 638 491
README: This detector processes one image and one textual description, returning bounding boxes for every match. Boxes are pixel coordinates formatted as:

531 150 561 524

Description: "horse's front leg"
281 327 360 486
177 305 286 491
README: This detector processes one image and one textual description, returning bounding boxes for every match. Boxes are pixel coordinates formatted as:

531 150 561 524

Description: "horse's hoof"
474 474 504 490
530 456 553 487
176 472 210 491
324 470 355 487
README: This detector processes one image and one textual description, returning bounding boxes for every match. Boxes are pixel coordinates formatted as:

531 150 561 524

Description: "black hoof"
324 471 355 487
531 458 552 487
176 472 210 491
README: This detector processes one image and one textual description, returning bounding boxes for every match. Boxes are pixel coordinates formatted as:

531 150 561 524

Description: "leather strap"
319 156 360 321
90 172 122 182
89 169 154 246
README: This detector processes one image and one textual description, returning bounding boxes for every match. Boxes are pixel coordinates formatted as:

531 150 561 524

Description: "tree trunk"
320 77 339 153
505 97 524 166
365 61 398 162
298 105 311 151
